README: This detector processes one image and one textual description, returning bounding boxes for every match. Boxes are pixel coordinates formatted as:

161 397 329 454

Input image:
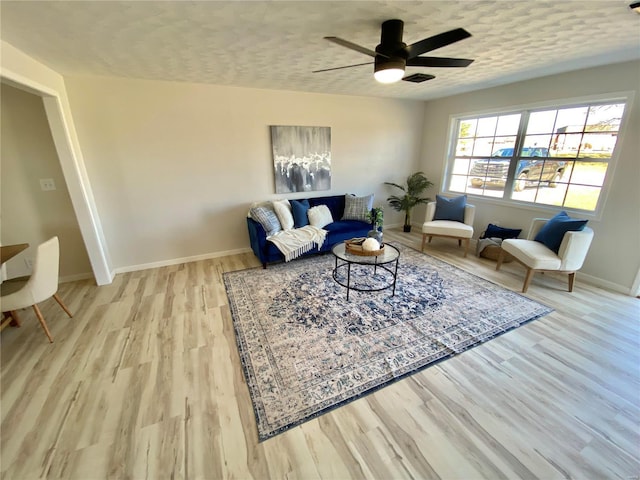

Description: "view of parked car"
469 147 565 191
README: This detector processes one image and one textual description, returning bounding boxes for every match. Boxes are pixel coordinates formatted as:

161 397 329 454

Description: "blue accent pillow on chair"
290 199 310 228
534 211 588 253
433 195 466 222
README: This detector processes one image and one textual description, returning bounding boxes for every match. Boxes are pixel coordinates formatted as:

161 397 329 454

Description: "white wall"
1 84 92 280
0 40 112 284
64 76 426 271
420 60 640 293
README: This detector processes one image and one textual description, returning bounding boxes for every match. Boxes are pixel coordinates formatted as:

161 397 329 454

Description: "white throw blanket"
267 226 328 262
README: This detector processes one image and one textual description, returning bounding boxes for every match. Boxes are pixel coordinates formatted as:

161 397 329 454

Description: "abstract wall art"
270 125 331 193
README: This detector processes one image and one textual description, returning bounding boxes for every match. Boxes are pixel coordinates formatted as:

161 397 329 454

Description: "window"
446 100 627 213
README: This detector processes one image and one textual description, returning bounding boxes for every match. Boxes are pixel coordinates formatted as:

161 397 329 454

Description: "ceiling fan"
314 19 474 84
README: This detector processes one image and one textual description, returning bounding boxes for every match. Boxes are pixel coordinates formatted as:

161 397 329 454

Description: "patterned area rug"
224 244 552 441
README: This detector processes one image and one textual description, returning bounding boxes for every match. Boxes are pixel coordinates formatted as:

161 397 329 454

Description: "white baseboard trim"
576 271 632 296
397 227 633 295
106 238 632 296
112 247 253 275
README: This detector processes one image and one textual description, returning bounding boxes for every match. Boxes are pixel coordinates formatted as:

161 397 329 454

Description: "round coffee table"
331 242 400 301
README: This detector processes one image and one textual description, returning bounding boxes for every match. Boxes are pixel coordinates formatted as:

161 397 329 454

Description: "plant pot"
403 225 412 233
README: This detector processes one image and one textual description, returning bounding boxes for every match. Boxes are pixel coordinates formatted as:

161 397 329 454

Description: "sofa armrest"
247 217 269 263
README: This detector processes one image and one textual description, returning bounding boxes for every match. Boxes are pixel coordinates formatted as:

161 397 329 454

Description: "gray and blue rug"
224 244 552 441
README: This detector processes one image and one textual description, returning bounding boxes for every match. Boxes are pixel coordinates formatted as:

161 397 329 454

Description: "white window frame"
441 92 634 220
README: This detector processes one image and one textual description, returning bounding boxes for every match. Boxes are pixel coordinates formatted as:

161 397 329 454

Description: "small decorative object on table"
345 237 385 256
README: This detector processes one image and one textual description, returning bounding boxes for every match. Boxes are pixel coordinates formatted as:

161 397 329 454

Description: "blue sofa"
247 194 372 267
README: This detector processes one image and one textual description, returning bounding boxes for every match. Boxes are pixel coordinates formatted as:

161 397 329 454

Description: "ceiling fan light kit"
374 57 406 83
317 19 474 85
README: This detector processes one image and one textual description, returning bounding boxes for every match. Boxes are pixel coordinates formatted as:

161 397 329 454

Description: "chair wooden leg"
568 272 576 292
522 268 535 293
53 293 73 318
463 238 470 257
7 311 21 327
1 311 21 331
32 304 53 343
428 236 433 243
421 233 427 252
496 249 505 270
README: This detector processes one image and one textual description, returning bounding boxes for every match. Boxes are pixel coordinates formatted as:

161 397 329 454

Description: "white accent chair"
1 237 73 342
496 219 594 293
421 202 475 257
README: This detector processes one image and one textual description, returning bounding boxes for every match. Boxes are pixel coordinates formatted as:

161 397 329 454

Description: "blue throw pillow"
290 199 310 228
433 194 466 222
483 223 522 240
534 211 588 253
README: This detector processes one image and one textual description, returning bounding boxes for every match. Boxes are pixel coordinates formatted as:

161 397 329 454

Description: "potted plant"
369 207 384 230
385 172 434 232
367 207 384 242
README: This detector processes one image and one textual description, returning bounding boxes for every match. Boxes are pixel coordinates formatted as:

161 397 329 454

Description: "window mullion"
504 112 530 196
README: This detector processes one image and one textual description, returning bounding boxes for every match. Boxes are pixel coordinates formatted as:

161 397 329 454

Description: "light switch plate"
40 178 56 191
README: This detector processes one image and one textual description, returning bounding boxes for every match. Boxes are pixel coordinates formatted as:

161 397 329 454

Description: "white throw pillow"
272 199 294 230
307 205 333 228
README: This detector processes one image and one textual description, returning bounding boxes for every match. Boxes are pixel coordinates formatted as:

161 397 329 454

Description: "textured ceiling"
1 0 639 101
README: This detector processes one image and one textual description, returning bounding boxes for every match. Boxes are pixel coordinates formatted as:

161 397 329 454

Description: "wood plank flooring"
1 229 638 479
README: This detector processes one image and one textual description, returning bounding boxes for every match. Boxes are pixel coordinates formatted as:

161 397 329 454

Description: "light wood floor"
2 229 638 479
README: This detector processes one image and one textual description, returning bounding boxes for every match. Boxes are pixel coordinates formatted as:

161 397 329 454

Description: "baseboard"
109 239 632 295
435 234 631 295
576 271 632 295
113 247 253 275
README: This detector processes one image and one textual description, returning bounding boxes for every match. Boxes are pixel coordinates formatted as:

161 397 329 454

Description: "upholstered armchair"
421 197 475 257
496 217 594 293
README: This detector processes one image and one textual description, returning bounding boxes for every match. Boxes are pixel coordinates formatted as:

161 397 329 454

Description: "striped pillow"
250 206 282 236
342 194 373 222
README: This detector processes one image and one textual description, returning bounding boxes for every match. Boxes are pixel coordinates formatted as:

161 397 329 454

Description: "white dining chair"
0 237 72 342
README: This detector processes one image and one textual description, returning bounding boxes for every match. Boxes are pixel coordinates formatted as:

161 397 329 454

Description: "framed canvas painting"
270 125 331 193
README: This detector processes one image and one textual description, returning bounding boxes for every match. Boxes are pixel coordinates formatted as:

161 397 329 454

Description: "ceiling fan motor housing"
375 19 408 71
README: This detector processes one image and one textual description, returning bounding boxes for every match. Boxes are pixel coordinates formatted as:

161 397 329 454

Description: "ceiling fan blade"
405 28 472 59
312 62 373 73
324 37 388 58
407 56 474 68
